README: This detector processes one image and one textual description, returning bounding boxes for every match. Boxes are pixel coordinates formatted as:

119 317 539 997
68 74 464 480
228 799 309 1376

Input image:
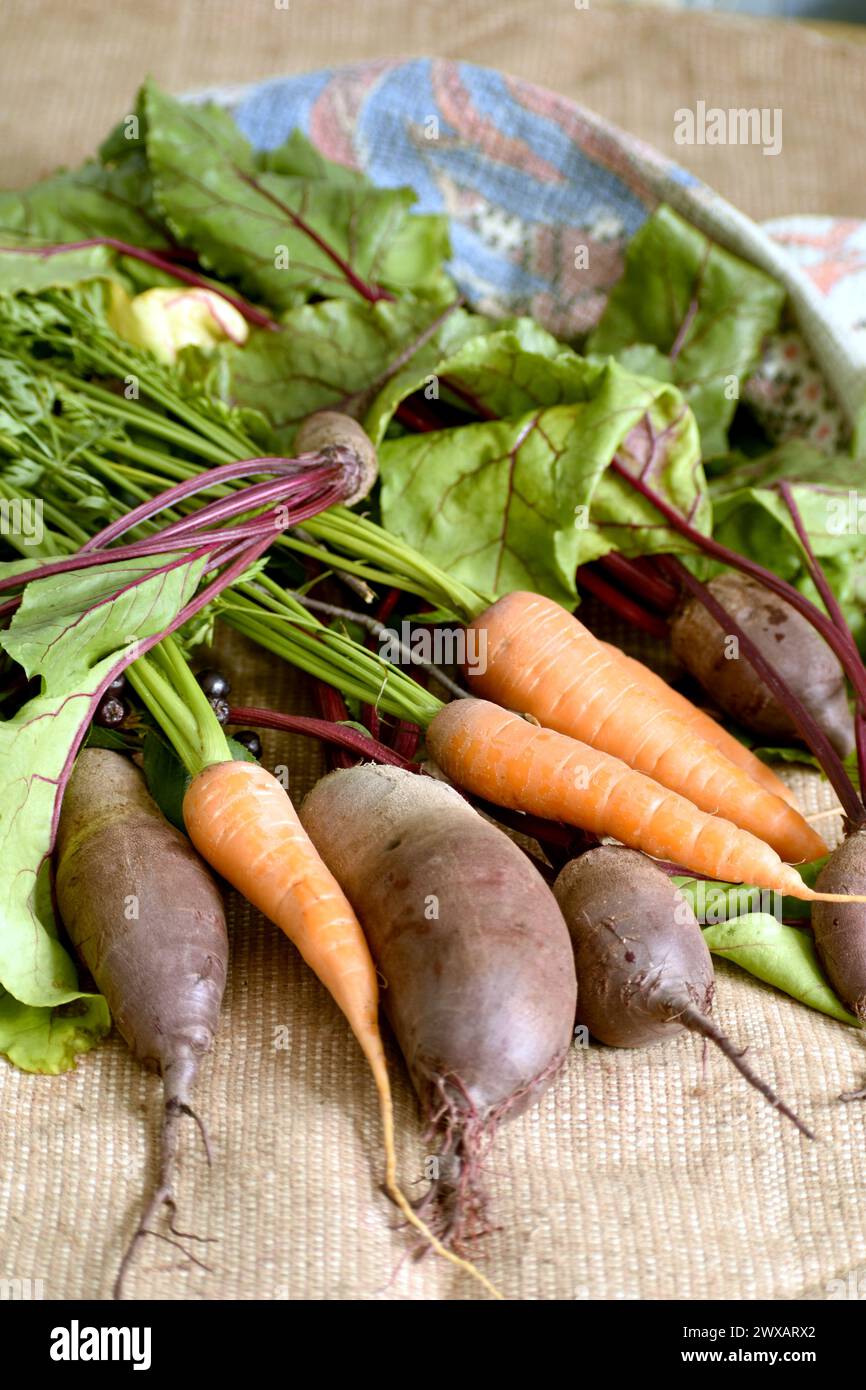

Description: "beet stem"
576 564 670 639
228 704 412 766
0 237 280 330
659 555 864 824
856 715 866 803
777 480 866 803
608 454 866 711
596 552 679 613
675 1001 815 1139
391 718 421 762
394 397 449 432
313 681 358 770
776 481 853 641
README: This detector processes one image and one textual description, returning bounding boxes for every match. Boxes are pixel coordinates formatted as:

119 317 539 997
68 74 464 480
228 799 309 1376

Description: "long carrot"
218 591 866 903
130 640 503 1299
598 640 799 808
467 591 826 863
425 698 856 904
183 762 501 1295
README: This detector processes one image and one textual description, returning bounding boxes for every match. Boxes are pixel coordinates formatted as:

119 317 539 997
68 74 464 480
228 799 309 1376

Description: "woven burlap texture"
1 612 864 1302
2 0 866 221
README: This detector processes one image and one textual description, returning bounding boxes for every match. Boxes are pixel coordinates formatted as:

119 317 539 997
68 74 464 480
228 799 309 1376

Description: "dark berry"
94 695 129 728
106 673 127 694
196 668 231 700
211 697 231 725
233 729 262 760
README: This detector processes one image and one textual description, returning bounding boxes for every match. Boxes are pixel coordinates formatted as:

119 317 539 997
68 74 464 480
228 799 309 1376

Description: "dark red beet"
671 572 854 757
812 828 866 1024
554 846 812 1137
300 763 577 1246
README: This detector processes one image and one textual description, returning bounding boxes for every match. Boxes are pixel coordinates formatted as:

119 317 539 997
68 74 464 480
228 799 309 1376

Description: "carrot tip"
805 890 866 904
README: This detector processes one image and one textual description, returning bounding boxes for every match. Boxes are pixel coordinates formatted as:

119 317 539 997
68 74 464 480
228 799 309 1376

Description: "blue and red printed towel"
197 58 866 449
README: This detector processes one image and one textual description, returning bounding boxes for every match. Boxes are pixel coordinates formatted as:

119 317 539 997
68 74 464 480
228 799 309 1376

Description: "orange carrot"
426 698 855 904
183 758 502 1298
599 640 799 808
467 591 826 863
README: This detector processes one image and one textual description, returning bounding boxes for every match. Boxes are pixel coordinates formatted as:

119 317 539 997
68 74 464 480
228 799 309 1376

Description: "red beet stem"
609 454 866 711
228 705 410 766
777 479 866 797
659 554 864 823
596 552 678 612
0 238 279 331
235 169 394 305
391 719 421 761
576 565 670 639
395 397 449 433
314 681 357 770
80 451 359 554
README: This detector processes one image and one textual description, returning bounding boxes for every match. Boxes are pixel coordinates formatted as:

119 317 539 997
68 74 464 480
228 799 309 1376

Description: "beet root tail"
114 1050 214 1299
676 1001 815 1140
413 1134 493 1253
411 1078 501 1253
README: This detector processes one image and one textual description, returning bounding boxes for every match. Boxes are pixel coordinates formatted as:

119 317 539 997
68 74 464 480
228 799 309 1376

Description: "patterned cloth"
197 58 866 444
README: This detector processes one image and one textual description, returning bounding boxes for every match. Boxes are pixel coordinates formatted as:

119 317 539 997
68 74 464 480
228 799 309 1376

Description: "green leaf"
143 82 447 311
142 729 190 831
0 551 205 1012
220 297 486 451
0 147 168 296
365 317 564 444
676 877 780 925
375 214 453 299
0 989 111 1074
582 371 707 558
0 154 166 252
255 128 369 186
258 128 454 295
605 342 673 382
702 913 860 1026
710 439 864 494
85 724 138 752
588 204 786 457
379 358 706 605
4 555 197 689
675 859 827 927
0 245 125 296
